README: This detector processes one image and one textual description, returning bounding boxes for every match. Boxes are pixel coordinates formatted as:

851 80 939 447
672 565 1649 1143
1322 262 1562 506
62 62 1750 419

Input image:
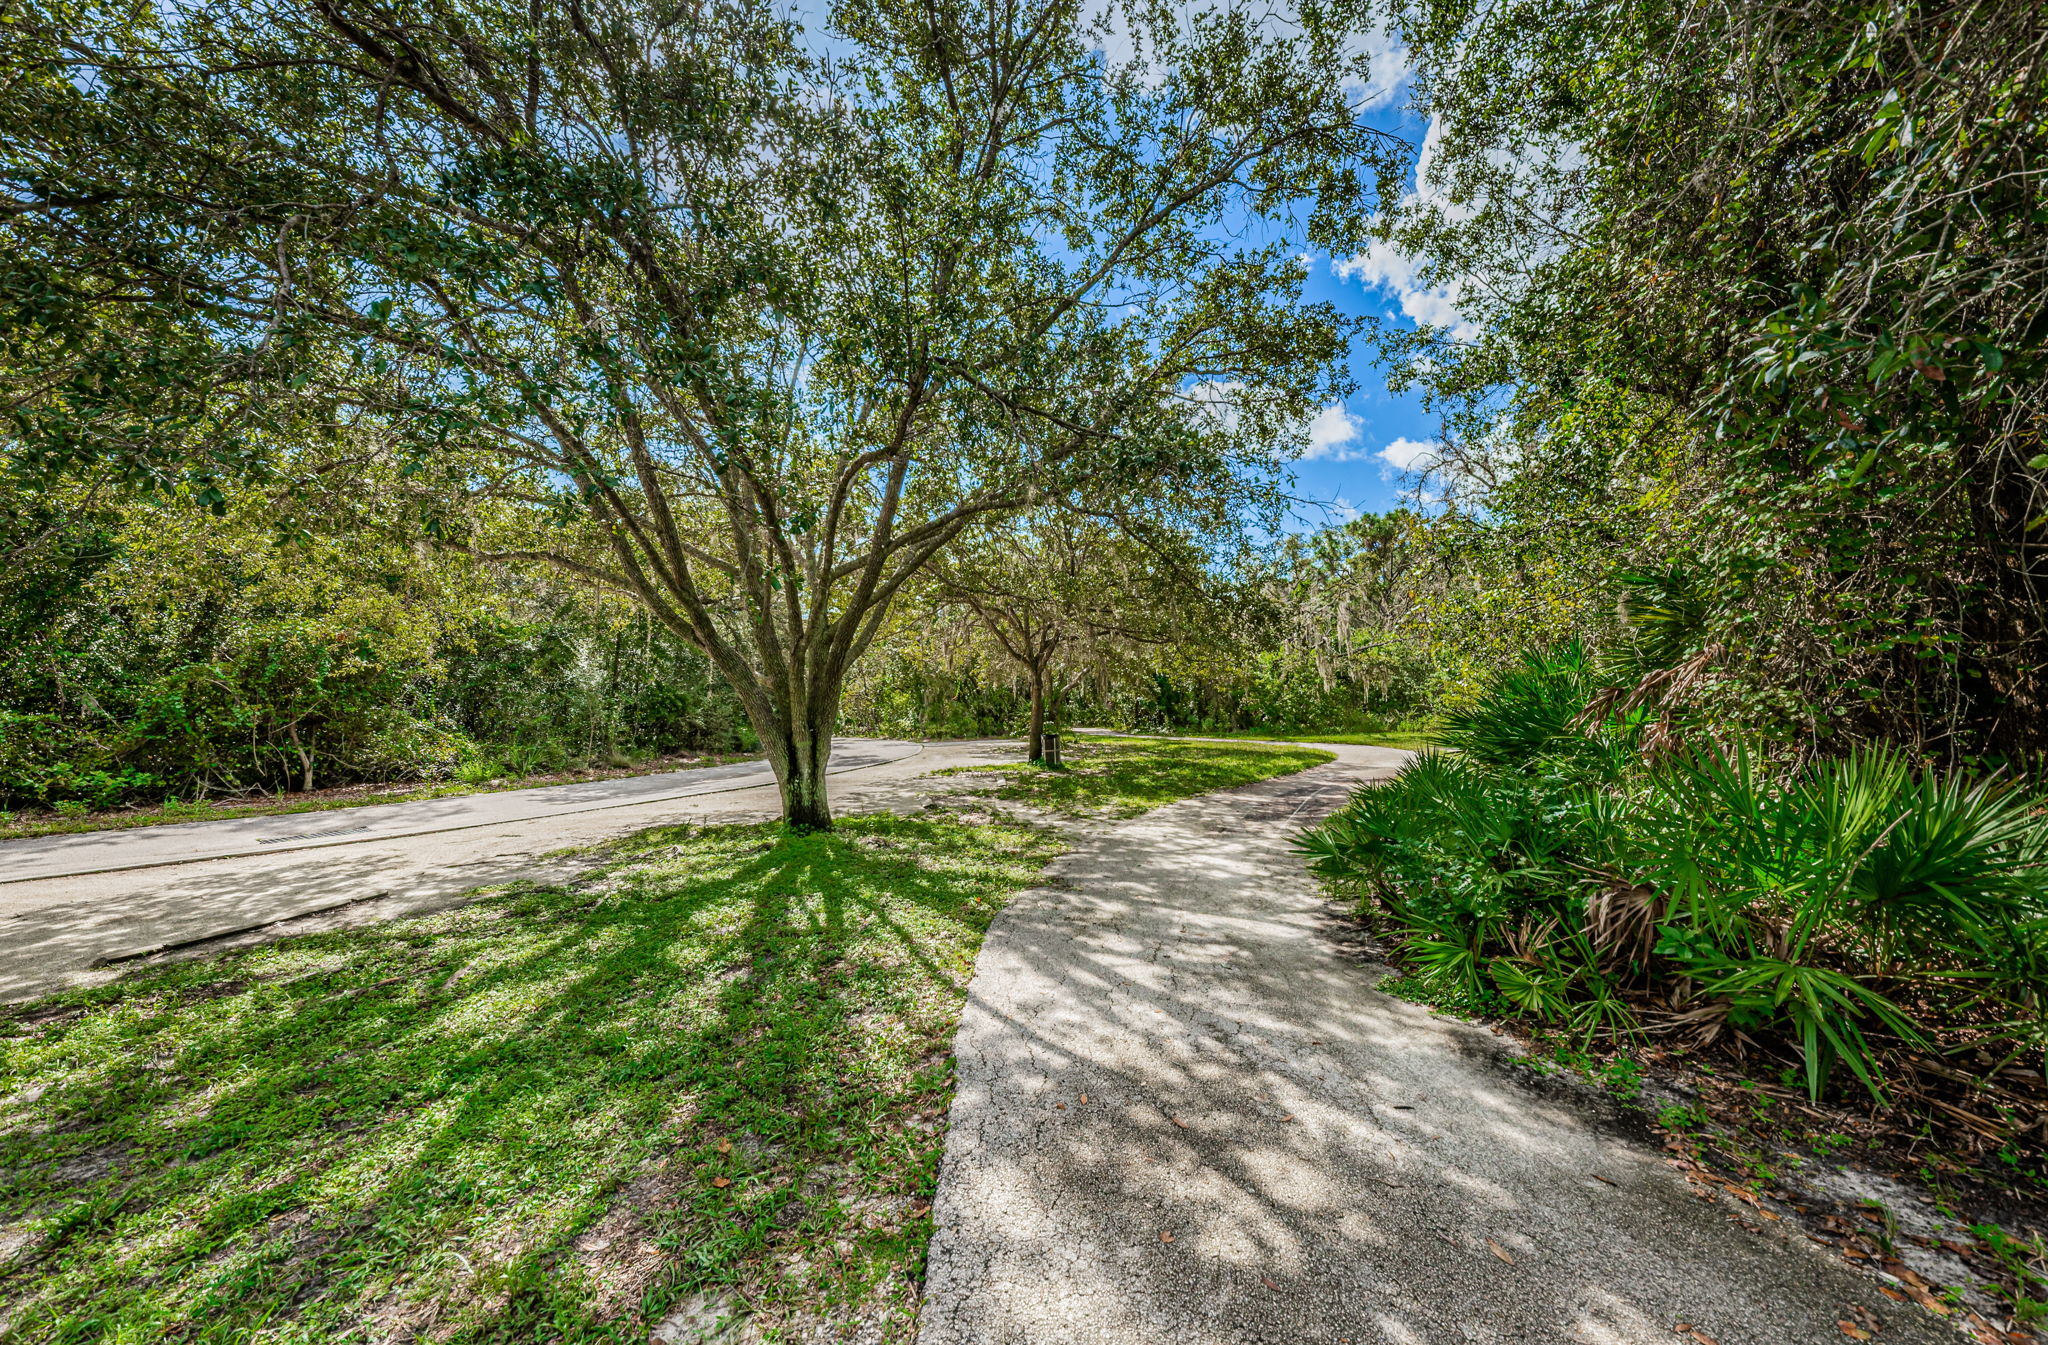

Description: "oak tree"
4 0 1399 824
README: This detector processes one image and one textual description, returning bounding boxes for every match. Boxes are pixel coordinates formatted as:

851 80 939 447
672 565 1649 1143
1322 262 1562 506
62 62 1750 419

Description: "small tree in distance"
931 513 1234 761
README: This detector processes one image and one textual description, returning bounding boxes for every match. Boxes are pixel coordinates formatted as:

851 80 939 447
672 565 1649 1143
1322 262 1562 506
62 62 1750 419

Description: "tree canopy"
1372 0 2048 761
5 0 1403 824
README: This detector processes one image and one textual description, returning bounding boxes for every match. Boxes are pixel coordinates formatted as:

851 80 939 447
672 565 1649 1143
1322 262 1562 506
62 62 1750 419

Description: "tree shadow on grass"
0 813 1056 1344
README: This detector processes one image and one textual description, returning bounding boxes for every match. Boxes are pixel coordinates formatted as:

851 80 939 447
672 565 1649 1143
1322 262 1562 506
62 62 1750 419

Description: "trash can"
1040 732 1062 768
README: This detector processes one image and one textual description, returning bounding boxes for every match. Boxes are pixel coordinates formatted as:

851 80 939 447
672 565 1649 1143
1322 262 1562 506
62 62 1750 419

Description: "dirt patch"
570 1153 701 1322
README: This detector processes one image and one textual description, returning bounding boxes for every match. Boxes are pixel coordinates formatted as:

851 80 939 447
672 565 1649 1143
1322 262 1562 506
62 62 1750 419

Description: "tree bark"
287 722 314 794
1026 663 1047 763
755 687 839 831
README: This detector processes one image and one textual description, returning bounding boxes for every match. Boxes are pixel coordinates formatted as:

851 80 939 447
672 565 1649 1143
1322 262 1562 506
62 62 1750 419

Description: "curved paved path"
918 746 1950 1345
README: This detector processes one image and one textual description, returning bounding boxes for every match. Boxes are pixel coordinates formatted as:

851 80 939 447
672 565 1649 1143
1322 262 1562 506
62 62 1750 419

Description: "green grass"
0 814 1059 1344
0 737 1321 1341
0 755 753 842
945 735 1334 816
1123 726 1438 752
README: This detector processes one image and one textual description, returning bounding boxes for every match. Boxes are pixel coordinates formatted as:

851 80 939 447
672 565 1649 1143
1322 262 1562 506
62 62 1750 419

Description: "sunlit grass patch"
1123 726 1438 751
0 814 1059 1343
944 735 1334 817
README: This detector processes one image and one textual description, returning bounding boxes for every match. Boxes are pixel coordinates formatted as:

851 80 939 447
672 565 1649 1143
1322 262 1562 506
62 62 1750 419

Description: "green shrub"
1435 642 1601 771
1304 655 2048 1104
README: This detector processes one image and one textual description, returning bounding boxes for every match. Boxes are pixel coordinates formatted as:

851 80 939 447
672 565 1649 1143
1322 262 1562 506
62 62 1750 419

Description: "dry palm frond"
1577 645 1726 762
1585 879 1665 966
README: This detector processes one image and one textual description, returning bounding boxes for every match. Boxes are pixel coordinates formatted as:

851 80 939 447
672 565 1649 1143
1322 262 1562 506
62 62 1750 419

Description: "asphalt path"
0 738 922 884
0 736 1009 1002
917 744 1953 1345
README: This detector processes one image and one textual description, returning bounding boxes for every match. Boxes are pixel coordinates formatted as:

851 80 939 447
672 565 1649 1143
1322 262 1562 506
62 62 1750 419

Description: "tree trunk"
287 722 313 793
758 698 838 831
1026 665 1047 763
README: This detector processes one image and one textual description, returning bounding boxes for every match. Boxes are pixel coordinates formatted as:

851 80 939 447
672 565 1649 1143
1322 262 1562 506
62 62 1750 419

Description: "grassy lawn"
1129 726 1438 752
0 737 1327 1343
946 735 1334 816
0 815 1055 1344
0 755 754 843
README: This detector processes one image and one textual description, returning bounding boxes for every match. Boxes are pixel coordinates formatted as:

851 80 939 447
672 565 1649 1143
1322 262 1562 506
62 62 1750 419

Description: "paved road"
917 745 1950 1345
0 738 923 884
0 737 1012 1002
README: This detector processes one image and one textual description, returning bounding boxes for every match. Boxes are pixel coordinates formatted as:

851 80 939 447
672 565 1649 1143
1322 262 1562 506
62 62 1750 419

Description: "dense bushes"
0 495 749 811
842 654 1426 742
1377 0 2048 761
1301 646 2048 1110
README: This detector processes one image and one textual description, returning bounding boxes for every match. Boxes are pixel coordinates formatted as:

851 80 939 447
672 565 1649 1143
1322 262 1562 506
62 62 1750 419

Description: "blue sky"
1070 7 1452 532
1280 95 1444 531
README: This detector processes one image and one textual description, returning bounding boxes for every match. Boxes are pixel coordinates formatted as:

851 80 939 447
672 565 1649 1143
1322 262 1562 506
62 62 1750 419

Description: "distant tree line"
1 482 747 811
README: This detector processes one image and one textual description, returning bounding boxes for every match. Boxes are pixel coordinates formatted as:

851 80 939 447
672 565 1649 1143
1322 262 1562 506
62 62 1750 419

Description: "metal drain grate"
256 825 372 845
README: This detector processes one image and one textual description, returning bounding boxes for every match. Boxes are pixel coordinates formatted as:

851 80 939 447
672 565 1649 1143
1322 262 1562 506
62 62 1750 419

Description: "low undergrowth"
1301 644 2048 1175
1178 724 1438 752
947 735 1334 816
0 813 1059 1343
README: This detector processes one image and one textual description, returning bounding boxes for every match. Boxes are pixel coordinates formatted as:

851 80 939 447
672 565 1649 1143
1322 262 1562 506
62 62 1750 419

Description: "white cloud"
1332 245 1482 338
1331 237 1482 343
1343 25 1410 111
1180 378 1247 435
1333 110 1591 344
1183 386 1385 467
1088 4 1409 109
1303 402 1366 460
1376 436 1440 474
1332 117 1483 341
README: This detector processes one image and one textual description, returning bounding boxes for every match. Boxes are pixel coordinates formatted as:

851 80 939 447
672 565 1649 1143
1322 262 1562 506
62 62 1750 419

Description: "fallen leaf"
1487 1238 1515 1265
711 1176 731 1189
910 1205 931 1217
1879 1288 1907 1302
1170 1116 1189 1129
1261 1276 1280 1291
1591 1174 1618 1187
717 1139 732 1154
1280 1114 1296 1123
1078 1094 1088 1104
1159 1231 1174 1243
1056 1103 1067 1110
1673 1326 1721 1345
1836 1324 1872 1341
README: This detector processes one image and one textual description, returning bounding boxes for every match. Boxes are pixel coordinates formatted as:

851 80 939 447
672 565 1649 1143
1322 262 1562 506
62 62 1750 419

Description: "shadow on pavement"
917 764 1951 1345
